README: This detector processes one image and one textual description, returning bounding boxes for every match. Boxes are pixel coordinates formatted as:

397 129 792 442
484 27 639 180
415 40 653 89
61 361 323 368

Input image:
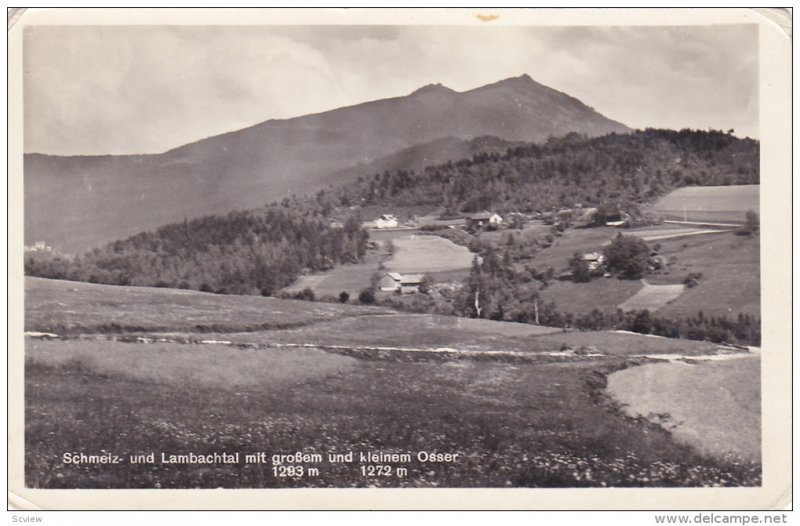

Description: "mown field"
384 234 474 273
25 277 393 334
283 228 475 298
283 251 384 298
533 226 759 318
24 278 759 489
650 184 759 224
608 356 761 463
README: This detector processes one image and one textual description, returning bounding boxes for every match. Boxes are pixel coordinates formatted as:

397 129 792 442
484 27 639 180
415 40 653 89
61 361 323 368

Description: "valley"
21 74 763 491
24 277 760 489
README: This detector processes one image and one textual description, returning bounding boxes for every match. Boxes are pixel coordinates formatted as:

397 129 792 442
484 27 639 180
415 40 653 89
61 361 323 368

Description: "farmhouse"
378 272 425 293
380 272 404 292
372 214 399 229
467 212 503 228
582 252 606 271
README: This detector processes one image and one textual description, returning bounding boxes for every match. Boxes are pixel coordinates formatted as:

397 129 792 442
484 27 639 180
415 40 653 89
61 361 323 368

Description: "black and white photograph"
8 7 792 511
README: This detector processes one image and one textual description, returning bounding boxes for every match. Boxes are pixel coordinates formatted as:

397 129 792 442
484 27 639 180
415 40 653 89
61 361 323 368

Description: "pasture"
624 227 734 243
283 229 474 297
650 184 759 224
607 356 760 463
23 277 759 489
524 226 619 271
539 279 644 316
284 258 380 298
27 338 357 391
384 234 474 273
25 277 390 333
527 226 759 320
649 232 760 318
618 281 685 312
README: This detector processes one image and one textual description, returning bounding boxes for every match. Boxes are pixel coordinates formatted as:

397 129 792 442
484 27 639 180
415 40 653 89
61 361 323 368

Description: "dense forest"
26 208 368 296
326 129 759 215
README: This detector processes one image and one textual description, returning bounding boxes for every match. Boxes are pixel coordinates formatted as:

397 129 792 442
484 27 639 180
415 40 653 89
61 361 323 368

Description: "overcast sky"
23 24 758 155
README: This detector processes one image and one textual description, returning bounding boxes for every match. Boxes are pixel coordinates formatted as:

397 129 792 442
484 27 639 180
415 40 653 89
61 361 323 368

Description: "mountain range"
25 74 631 253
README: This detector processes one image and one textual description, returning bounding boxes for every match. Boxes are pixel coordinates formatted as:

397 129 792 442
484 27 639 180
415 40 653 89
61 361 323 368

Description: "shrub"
738 210 759 236
358 289 376 305
683 272 703 288
568 252 592 283
338 291 350 303
603 234 650 279
296 287 315 301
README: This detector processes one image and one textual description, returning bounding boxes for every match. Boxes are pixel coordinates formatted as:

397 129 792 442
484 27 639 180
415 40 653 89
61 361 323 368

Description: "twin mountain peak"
25 73 631 253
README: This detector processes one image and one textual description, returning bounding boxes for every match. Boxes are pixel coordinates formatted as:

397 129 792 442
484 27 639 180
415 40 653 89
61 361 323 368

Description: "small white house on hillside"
373 214 399 229
582 252 606 271
467 212 503 228
379 272 425 293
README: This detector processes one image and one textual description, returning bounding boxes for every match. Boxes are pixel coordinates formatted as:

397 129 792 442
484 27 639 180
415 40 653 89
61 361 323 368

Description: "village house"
380 272 404 292
378 272 425 294
372 214 399 229
606 211 632 228
582 252 606 271
467 212 503 228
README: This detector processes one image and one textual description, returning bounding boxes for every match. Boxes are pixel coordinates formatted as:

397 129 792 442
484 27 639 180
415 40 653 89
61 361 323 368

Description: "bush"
683 272 703 288
358 289 375 305
738 210 759 236
604 234 650 279
295 287 315 301
338 291 350 303
568 252 592 283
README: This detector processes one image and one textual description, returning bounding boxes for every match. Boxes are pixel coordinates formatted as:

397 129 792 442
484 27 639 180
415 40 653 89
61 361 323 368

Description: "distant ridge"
25 74 631 252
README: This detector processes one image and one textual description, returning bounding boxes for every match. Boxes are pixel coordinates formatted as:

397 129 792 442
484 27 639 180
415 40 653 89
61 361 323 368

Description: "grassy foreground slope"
24 278 759 489
25 276 392 334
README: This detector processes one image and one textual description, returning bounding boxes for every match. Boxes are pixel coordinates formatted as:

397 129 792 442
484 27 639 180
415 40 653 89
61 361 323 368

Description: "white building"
373 214 399 229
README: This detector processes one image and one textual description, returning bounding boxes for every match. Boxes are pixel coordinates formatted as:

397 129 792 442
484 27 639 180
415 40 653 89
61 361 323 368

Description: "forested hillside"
331 129 759 214
26 129 758 306
26 208 368 296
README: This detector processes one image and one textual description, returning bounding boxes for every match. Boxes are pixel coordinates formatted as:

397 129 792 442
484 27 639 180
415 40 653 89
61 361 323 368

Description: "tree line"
26 206 368 296
447 245 760 346
328 128 758 216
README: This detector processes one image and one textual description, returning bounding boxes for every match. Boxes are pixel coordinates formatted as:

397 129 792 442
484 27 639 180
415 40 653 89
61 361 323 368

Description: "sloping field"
539 278 644 315
527 227 618 270
25 277 391 333
649 232 760 318
531 227 759 320
23 277 758 488
607 356 760 463
619 281 685 312
385 235 474 273
221 313 564 351
625 227 733 242
27 338 357 390
284 260 377 298
651 185 759 224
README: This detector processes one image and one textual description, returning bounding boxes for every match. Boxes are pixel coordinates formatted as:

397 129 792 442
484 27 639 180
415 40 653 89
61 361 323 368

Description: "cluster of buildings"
24 241 52 253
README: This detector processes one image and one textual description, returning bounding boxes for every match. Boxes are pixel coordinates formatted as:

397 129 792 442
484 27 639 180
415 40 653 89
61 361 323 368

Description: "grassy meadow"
531 227 759 318
25 276 391 334
24 277 760 489
608 356 761 463
650 184 759 224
